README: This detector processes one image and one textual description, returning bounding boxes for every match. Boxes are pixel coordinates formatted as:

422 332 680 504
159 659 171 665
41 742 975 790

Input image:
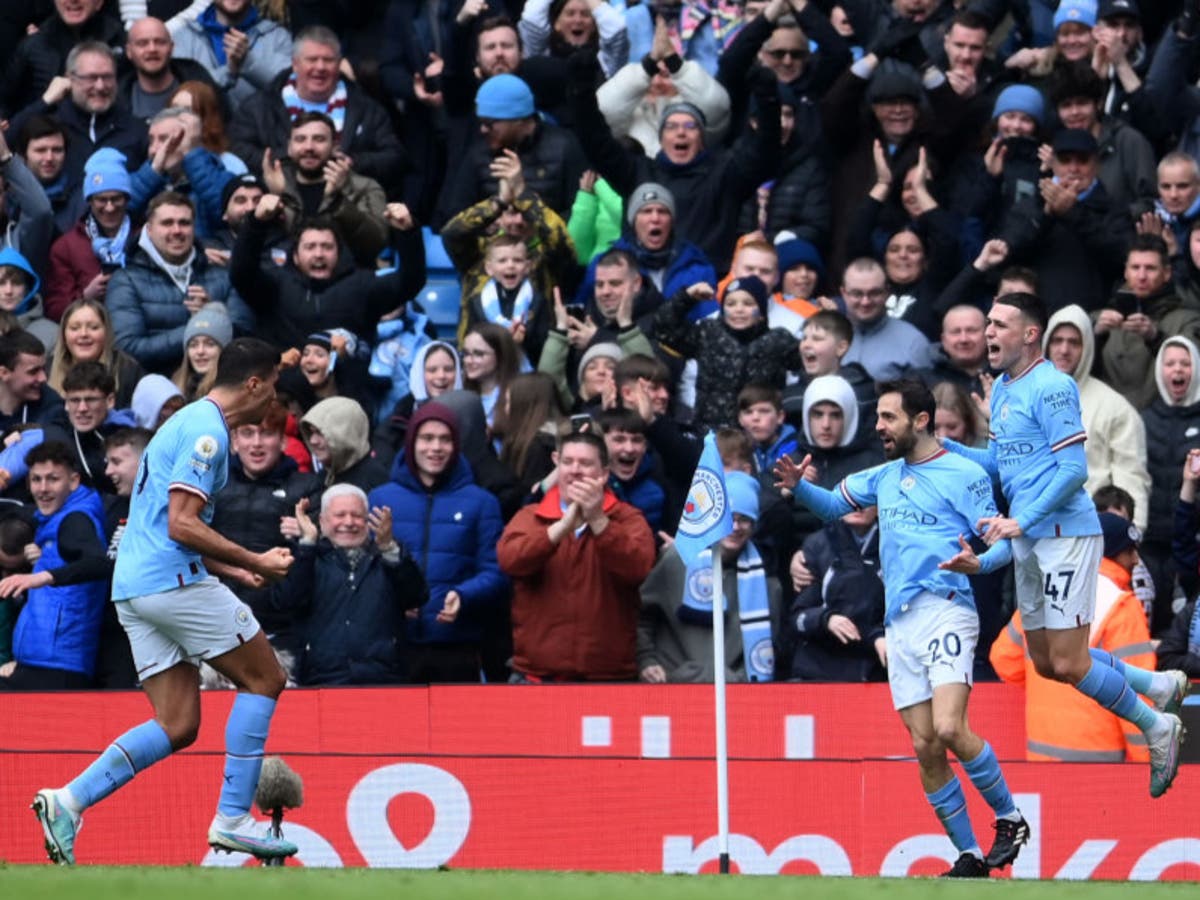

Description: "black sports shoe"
941 852 989 878
985 816 1030 870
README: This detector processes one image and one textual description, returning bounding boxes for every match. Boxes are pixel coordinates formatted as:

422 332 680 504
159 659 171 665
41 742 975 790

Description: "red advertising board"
0 685 1195 879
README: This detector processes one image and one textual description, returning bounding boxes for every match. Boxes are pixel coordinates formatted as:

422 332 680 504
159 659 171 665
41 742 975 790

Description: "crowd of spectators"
1 0 1200 689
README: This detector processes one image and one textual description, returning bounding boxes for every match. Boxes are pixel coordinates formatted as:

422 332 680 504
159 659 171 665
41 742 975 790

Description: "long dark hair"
494 372 563 478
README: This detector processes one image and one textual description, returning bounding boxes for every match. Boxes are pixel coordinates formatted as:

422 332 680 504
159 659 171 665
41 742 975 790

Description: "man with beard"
107 191 254 373
1093 234 1200 408
569 54 780 272
775 378 1028 877
118 18 217 122
229 26 405 197
435 71 586 226
264 112 387 267
231 194 423 352
941 292 1187 799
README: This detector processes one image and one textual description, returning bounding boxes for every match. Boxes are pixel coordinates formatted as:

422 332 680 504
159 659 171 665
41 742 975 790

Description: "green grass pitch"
0 868 1194 899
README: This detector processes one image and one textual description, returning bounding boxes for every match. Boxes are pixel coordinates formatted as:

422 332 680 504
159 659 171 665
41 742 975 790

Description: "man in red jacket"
498 429 655 681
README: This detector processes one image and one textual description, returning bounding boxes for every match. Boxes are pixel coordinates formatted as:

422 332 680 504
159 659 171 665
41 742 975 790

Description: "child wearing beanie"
653 276 801 431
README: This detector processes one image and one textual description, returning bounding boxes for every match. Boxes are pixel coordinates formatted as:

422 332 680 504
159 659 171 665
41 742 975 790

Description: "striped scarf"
281 76 348 137
479 278 533 330
679 543 775 682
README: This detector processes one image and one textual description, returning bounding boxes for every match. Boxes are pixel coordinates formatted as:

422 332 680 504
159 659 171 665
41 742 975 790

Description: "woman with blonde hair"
49 299 144 409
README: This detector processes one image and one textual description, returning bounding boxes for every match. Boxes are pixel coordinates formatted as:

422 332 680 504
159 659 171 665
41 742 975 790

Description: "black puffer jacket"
273 537 427 686
212 455 322 638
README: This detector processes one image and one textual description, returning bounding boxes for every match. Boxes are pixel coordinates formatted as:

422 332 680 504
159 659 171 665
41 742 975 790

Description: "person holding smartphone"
1094 234 1200 410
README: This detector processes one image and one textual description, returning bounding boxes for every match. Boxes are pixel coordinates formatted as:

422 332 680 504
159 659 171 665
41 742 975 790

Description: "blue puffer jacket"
108 246 256 373
368 452 508 644
13 485 106 676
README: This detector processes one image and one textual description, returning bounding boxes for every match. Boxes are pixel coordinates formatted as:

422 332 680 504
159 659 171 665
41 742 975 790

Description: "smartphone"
1111 291 1140 317
1002 136 1040 165
569 413 594 433
564 304 587 321
1191 454 1200 475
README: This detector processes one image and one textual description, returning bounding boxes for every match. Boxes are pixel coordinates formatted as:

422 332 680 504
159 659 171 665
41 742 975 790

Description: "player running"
32 338 299 864
941 292 1188 799
776 380 1028 878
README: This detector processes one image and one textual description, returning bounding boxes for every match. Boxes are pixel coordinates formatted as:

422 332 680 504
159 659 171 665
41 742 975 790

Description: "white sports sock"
211 811 253 833
57 787 83 818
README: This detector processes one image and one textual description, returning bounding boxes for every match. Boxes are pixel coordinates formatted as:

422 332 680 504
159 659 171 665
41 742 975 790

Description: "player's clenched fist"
256 546 294 581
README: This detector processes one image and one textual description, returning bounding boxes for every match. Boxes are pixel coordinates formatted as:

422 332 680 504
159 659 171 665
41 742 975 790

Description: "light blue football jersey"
112 398 230 601
795 449 1003 623
987 358 1100 539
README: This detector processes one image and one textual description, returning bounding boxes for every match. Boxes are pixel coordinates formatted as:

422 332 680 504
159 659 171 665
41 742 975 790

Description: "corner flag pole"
674 432 735 875
711 547 730 874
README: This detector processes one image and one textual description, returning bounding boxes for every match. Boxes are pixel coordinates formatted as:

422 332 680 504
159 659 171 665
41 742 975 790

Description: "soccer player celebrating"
32 338 298 865
776 380 1027 878
941 292 1189 799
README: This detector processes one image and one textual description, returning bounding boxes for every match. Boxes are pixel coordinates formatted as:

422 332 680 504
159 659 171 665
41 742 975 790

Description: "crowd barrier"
0 684 1196 878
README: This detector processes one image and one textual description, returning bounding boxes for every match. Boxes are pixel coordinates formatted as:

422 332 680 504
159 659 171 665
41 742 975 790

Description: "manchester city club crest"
750 638 774 673
901 476 916 491
685 567 714 605
679 467 727 539
999 402 1010 421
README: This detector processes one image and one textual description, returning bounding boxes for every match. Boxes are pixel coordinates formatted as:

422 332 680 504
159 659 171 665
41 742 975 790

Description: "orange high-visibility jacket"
990 557 1156 762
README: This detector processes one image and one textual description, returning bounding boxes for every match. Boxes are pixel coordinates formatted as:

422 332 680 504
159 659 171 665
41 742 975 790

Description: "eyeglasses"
766 48 809 61
662 119 700 132
844 288 887 301
90 195 128 208
65 394 109 407
70 72 116 84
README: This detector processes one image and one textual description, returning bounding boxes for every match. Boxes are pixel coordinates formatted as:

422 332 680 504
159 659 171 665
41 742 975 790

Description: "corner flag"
675 432 733 567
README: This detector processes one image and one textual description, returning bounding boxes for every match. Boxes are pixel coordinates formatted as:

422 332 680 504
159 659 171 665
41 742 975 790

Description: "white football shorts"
116 576 261 681
886 591 978 711
1012 533 1100 632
